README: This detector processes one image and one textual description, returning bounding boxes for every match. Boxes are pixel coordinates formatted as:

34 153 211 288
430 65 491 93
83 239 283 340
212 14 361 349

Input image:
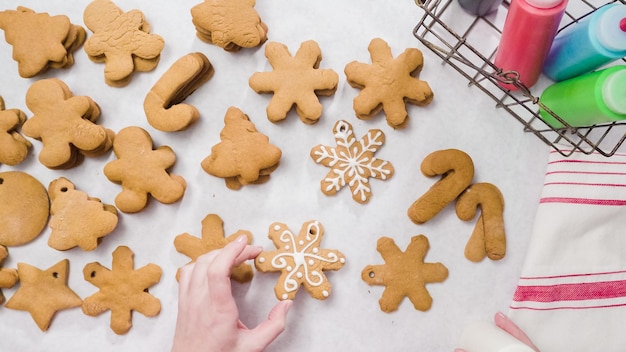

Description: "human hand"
455 312 539 352
172 235 292 352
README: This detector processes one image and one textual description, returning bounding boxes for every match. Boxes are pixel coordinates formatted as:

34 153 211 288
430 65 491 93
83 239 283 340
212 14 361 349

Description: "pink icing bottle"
493 0 568 90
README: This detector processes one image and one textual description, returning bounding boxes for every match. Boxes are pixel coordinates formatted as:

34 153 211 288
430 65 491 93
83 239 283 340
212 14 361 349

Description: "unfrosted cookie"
0 245 18 305
310 120 394 204
190 0 268 51
344 38 433 129
361 235 448 312
0 171 50 247
83 0 164 86
82 246 162 335
0 96 31 166
104 126 186 213
255 220 346 300
249 40 338 124
48 177 118 251
201 106 281 190
174 213 253 282
6 259 82 331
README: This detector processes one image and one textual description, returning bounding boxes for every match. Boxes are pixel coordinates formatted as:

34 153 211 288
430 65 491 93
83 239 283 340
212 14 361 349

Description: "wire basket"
413 0 626 157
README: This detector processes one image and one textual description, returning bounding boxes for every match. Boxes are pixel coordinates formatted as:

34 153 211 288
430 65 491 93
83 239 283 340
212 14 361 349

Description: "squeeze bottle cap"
525 0 564 9
597 4 626 52
603 69 626 115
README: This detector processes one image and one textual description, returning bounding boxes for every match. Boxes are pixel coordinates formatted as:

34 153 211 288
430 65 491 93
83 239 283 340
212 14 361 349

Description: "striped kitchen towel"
508 148 626 351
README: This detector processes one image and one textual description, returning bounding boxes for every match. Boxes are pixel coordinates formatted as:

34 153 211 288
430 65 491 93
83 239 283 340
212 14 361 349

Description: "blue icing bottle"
543 3 626 82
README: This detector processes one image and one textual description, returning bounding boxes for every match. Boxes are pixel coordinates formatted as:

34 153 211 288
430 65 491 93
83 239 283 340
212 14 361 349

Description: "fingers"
494 312 540 352
243 300 293 351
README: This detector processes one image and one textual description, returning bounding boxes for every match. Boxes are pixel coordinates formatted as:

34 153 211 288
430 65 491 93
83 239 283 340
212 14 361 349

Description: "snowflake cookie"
361 235 448 312
310 120 394 204
255 220 346 300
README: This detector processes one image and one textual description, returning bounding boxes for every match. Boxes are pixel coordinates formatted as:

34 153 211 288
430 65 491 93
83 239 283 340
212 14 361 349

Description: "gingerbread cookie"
0 245 18 305
174 213 254 282
21 78 114 169
104 126 186 213
0 96 31 166
407 149 474 224
0 171 50 247
82 246 162 335
83 0 164 86
310 120 394 204
190 0 268 51
361 235 448 312
48 177 118 251
144 52 214 132
201 106 281 190
456 182 506 262
0 6 85 77
255 220 346 300
344 38 433 129
249 40 339 124
6 259 82 331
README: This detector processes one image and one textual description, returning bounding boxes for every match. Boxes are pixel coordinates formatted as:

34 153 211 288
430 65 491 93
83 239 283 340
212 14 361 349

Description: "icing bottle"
458 0 503 16
538 65 626 128
493 0 568 90
543 3 626 82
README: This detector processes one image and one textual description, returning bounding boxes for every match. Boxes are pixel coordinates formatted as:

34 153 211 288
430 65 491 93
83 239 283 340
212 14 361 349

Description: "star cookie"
174 213 254 282
255 220 346 301
310 120 394 204
0 245 18 305
249 40 339 124
361 235 448 312
0 96 31 166
344 37 434 129
6 259 82 331
82 246 162 335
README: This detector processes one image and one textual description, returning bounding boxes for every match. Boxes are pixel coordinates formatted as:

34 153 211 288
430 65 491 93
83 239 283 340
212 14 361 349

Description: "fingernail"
236 234 248 243
283 300 293 313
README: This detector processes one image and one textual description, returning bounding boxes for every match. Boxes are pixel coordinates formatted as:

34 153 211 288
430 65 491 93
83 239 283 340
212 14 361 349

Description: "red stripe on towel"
514 280 626 303
539 197 626 205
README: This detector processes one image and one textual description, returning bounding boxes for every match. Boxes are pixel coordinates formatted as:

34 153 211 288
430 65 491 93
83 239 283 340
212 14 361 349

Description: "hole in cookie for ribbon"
368 271 375 278
309 227 317 236
0 178 3 185
52 272 59 278
143 288 149 293
339 125 347 133
90 271 97 278
60 187 68 192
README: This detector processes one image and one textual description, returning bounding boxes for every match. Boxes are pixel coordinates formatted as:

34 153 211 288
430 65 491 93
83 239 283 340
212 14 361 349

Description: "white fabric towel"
508 148 626 351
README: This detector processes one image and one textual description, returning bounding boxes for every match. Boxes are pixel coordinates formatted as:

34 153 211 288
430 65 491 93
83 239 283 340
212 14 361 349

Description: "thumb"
242 300 292 351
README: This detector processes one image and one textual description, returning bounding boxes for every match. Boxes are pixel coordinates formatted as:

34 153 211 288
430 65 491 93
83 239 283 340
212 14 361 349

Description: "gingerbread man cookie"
249 40 339 124
174 213 254 282
48 177 118 251
0 245 18 305
0 96 31 166
6 259 82 331
344 37 434 129
310 120 394 204
361 235 448 312
83 0 164 86
201 106 281 190
255 220 346 301
190 0 268 51
104 126 186 213
82 246 162 335
21 78 114 169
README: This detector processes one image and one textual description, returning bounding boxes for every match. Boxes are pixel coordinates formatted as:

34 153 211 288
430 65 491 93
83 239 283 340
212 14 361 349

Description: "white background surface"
0 0 550 351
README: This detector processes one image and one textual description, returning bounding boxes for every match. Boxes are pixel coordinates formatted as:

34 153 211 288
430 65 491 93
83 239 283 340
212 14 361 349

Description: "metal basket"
413 0 626 156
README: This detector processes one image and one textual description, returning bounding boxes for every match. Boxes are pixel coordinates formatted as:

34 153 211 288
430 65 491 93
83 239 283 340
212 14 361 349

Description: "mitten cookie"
82 246 162 335
83 0 164 86
104 126 186 213
255 220 346 300
0 171 50 247
361 235 448 312
0 245 18 305
201 106 281 190
0 96 31 166
249 40 338 124
0 6 85 77
21 78 114 169
190 0 268 51
345 37 433 129
6 259 82 331
48 177 118 251
407 149 474 224
174 213 253 282
456 182 506 262
310 120 394 204
144 52 214 132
